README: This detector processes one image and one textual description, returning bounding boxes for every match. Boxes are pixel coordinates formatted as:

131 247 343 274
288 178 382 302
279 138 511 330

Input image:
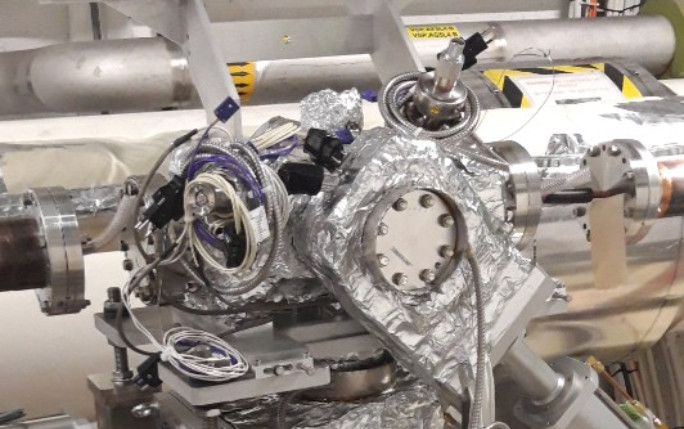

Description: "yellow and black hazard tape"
228 62 256 103
482 62 642 108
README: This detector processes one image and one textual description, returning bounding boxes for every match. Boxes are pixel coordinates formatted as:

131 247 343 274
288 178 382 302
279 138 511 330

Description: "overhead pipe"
0 16 675 115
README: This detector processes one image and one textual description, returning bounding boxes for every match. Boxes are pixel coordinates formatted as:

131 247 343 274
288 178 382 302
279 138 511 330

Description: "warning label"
482 63 643 108
407 25 460 39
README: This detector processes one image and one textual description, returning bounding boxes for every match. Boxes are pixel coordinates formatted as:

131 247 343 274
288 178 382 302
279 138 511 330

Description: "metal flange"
25 187 87 315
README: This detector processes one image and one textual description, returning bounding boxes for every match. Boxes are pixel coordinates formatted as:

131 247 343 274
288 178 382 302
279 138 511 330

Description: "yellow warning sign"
482 63 643 108
228 62 256 103
407 25 460 39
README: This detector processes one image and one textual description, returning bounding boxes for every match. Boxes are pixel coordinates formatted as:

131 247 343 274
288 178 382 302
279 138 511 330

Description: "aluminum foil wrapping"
221 373 443 429
546 133 589 156
294 128 543 399
300 88 363 132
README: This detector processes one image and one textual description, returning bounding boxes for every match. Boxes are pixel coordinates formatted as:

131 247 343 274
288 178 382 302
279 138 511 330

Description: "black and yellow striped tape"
228 62 257 103
482 63 642 108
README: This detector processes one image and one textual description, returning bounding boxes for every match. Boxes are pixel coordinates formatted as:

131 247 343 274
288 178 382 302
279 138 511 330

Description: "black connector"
304 128 345 172
142 175 186 230
463 32 490 71
133 354 162 389
278 162 325 195
173 129 199 147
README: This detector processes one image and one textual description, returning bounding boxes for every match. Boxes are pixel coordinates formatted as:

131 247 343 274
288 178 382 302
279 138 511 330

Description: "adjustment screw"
609 145 622 157
440 245 455 258
439 214 455 227
392 273 409 287
420 194 436 208
377 254 390 267
378 223 389 236
420 269 436 283
393 198 408 211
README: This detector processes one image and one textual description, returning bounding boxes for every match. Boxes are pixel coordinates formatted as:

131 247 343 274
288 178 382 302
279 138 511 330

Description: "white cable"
185 172 259 275
162 327 249 382
121 258 249 383
252 122 300 151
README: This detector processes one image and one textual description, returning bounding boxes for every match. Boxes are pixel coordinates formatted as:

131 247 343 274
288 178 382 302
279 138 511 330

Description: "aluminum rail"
0 16 675 115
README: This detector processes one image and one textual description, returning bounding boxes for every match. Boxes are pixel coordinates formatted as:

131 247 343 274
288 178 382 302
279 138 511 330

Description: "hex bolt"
420 269 436 283
392 273 409 287
377 223 389 236
608 145 622 157
112 346 134 384
393 198 408 211
420 194 436 208
377 254 390 267
439 214 455 228
440 245 455 258
274 365 287 376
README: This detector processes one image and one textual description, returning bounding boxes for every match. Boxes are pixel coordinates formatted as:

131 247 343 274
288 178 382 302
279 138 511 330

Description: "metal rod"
500 339 564 403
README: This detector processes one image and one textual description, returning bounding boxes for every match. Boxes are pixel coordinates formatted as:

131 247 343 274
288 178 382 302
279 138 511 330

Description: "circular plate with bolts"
365 189 466 295
582 139 661 244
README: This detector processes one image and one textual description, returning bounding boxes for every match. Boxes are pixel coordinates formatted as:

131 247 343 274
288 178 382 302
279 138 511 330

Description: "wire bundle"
251 120 301 151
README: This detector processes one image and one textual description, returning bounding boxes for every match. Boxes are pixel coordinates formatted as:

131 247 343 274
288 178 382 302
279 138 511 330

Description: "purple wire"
258 136 300 160
187 155 264 205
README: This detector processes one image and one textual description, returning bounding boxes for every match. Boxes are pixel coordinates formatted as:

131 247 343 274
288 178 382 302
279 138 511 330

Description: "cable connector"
303 128 345 172
278 162 325 195
140 175 186 230
462 27 495 70
214 96 240 123
133 354 162 389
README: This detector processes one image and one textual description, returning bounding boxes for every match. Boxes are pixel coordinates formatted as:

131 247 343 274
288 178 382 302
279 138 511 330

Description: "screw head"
393 198 408 211
440 245 455 258
588 146 601 157
274 365 287 376
420 269 436 283
392 273 409 287
608 145 622 157
377 254 390 267
420 194 436 208
439 214 455 227
378 223 389 235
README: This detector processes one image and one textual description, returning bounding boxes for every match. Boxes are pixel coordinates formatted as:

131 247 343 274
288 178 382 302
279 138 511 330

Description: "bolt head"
393 198 408 211
274 365 287 376
377 254 390 267
608 145 622 157
420 269 436 283
440 245 455 258
420 194 436 208
392 273 409 287
377 223 389 235
439 214 455 227
588 146 601 157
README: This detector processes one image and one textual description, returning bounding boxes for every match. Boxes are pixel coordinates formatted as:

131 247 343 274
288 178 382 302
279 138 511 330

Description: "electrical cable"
465 248 487 429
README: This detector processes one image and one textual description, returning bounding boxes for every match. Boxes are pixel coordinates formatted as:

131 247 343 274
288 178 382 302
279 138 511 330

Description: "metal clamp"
491 141 542 250
25 187 87 315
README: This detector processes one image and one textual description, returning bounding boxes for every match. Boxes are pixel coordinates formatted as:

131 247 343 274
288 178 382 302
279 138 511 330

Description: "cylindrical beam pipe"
0 216 49 292
0 37 194 116
0 16 675 115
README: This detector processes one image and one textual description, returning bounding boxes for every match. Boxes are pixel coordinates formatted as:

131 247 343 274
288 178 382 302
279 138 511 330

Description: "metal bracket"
101 0 242 137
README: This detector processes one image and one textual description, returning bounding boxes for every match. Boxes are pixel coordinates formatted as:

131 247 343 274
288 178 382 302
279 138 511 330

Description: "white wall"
0 252 129 420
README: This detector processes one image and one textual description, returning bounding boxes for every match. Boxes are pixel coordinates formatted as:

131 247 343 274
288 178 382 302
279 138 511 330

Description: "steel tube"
0 37 194 116
248 16 675 103
0 16 674 114
501 340 563 403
